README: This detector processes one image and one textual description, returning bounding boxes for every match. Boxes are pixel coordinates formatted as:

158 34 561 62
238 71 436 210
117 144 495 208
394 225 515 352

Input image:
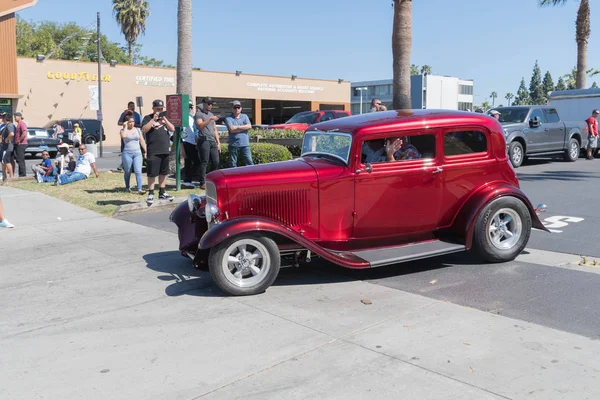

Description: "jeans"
198 139 220 184
228 145 253 168
58 171 87 185
183 141 200 182
15 144 26 177
122 150 143 191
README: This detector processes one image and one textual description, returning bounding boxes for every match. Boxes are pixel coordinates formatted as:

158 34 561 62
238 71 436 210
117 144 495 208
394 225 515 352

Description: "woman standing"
73 123 82 147
120 116 147 194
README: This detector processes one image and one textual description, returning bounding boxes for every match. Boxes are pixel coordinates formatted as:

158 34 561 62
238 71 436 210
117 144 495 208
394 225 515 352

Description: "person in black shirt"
141 99 175 204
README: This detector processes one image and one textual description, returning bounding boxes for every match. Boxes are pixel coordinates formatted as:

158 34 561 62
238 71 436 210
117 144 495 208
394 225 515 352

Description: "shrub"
213 142 293 170
220 128 305 141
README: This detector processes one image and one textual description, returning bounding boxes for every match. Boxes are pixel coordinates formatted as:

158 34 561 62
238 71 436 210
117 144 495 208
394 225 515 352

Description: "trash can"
86 143 98 158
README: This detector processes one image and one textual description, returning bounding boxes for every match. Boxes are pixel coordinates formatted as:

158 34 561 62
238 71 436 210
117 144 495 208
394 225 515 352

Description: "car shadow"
143 249 488 297
517 170 597 182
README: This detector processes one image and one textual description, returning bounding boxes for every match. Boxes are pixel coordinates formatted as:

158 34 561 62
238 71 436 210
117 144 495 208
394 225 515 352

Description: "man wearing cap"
13 112 27 177
489 110 501 120
55 143 76 175
195 97 221 189
180 101 200 189
224 100 253 167
586 109 600 160
141 99 175 204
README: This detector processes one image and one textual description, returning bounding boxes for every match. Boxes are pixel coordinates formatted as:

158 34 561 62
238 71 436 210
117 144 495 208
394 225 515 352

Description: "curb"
112 196 187 217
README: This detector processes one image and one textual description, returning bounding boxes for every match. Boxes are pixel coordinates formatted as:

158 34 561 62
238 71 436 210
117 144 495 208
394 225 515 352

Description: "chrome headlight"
205 203 220 224
187 194 202 213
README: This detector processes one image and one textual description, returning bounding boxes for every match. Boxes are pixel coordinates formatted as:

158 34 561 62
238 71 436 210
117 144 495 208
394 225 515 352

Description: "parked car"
216 124 229 135
43 119 106 145
268 110 351 131
26 127 59 158
170 110 548 296
490 106 587 168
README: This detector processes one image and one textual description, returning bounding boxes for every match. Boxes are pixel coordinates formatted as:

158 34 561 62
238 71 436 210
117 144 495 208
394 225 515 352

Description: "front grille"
239 189 310 227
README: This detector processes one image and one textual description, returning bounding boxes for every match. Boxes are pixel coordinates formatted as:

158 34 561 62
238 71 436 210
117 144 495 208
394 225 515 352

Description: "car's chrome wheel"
511 146 522 166
487 208 522 250
221 239 271 288
570 141 579 159
209 234 280 296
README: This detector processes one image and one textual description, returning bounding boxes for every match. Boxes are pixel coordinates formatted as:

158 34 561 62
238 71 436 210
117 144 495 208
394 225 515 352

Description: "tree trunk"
575 0 590 89
177 0 193 97
392 0 412 110
128 40 133 65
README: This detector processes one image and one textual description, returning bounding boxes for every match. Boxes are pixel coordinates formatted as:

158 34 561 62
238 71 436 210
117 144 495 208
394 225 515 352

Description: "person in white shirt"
55 144 98 185
182 101 200 188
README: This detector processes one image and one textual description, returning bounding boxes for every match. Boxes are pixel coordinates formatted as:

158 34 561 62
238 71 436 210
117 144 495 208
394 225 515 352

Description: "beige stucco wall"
16 58 350 146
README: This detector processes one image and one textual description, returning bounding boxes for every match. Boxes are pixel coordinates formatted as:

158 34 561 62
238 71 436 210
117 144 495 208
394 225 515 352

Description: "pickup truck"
490 106 587 168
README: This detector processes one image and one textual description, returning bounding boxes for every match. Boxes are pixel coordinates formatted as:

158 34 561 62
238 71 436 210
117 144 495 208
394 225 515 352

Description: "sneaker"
587 156 594 160
147 193 154 204
0 219 15 228
36 172 43 183
199 183 207 190
159 192 174 201
125 188 131 193
137 189 147 195
182 182 196 189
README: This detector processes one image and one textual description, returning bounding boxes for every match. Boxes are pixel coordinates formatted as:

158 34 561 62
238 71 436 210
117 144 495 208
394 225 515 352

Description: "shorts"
1 146 13 163
146 153 170 177
588 135 598 150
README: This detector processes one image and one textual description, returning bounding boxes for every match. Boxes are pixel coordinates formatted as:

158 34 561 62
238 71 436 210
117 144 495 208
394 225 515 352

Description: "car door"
353 130 442 238
542 108 565 150
523 108 548 152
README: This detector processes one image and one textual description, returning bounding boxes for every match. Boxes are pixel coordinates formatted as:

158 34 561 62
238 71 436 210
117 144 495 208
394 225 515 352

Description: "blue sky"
18 0 600 106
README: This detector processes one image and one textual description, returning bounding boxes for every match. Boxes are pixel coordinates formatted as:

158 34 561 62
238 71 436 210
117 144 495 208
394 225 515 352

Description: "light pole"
356 87 368 114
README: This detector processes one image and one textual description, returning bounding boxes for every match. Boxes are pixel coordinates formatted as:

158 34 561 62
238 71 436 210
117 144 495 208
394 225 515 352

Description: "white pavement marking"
518 248 600 275
541 215 585 233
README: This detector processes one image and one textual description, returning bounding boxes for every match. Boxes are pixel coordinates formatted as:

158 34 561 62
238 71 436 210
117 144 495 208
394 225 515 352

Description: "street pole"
97 11 103 158
360 92 363 115
175 127 181 191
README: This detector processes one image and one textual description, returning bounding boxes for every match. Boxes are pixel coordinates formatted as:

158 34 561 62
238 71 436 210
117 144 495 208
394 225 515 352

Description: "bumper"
169 198 209 255
26 145 58 153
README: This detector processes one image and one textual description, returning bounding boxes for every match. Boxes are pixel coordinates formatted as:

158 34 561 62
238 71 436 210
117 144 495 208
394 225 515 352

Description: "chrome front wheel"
487 208 522 250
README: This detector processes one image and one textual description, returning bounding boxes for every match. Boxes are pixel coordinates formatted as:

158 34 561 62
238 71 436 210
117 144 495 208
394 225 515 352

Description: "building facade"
351 75 474 114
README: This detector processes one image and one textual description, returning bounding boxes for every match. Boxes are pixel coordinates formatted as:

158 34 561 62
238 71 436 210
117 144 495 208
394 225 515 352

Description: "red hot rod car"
171 110 548 296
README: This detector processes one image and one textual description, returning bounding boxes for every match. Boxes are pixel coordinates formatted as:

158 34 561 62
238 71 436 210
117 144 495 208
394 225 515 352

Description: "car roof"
307 109 501 139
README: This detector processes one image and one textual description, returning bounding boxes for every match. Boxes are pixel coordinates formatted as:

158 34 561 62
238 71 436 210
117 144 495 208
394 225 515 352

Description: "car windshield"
491 108 530 123
301 130 352 164
286 112 319 124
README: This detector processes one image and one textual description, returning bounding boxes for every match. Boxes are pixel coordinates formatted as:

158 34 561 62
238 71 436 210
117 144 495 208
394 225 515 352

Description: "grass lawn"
8 172 192 216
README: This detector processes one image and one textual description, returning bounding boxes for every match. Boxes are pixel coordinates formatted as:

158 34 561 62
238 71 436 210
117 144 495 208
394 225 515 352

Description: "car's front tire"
563 138 579 162
508 141 524 168
209 233 280 296
473 197 532 263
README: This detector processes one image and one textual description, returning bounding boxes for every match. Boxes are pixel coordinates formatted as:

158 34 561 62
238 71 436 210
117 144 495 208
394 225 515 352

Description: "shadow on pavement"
143 249 487 297
517 170 597 182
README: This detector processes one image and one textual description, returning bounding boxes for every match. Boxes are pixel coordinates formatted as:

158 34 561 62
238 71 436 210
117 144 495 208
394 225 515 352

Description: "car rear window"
444 130 487 156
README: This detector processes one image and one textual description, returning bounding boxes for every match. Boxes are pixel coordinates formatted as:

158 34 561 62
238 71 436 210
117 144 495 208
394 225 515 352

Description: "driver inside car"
362 137 422 163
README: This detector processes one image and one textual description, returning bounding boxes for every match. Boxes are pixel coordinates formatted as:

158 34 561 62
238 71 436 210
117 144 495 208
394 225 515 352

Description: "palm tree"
420 65 432 75
505 92 514 106
481 101 491 112
392 0 412 109
112 0 149 65
490 91 498 106
176 0 192 97
540 0 590 88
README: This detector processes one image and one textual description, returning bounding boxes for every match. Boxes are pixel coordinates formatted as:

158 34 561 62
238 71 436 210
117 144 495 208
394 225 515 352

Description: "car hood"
212 159 317 190
268 123 309 131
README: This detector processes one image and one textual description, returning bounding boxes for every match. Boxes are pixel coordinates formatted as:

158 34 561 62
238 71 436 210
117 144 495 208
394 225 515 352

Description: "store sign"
136 75 175 87
246 82 325 95
0 99 11 106
47 72 111 82
166 94 189 127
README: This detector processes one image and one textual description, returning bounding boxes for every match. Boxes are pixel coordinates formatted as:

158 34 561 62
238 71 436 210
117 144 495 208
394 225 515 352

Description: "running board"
350 240 466 268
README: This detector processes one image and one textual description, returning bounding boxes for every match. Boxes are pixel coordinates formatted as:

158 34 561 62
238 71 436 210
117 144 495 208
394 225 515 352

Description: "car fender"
567 127 583 148
199 217 370 269
453 183 549 249
506 131 526 151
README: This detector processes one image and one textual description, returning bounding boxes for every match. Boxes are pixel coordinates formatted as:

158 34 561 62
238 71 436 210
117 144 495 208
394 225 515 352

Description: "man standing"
489 110 501 120
224 100 253 168
55 144 99 185
370 98 386 112
117 101 142 127
195 97 221 189
141 99 175 204
586 109 599 160
1 113 15 183
181 101 200 189
13 112 27 177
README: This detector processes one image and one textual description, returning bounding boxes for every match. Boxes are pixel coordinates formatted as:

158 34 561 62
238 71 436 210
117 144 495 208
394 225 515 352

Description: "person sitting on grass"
31 151 57 183
54 144 98 185
55 143 76 175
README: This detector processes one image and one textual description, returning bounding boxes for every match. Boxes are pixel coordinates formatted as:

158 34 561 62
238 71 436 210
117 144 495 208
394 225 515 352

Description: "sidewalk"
1 186 599 400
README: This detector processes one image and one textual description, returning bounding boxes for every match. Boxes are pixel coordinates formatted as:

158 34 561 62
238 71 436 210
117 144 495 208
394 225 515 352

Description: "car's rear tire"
563 138 579 162
209 233 280 296
473 197 532 263
84 136 96 145
508 141 524 168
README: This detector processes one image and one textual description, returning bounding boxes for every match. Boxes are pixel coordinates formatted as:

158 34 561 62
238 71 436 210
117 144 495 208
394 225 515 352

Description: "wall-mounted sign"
89 85 99 111
0 99 12 106
166 94 189 127
135 75 175 87
47 71 111 82
246 82 324 95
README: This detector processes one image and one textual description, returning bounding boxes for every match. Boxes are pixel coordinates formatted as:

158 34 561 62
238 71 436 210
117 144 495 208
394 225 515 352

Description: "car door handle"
432 167 443 174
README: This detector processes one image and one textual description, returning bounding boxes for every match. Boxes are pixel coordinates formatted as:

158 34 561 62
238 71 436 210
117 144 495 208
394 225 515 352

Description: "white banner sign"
136 75 175 87
89 85 99 110
246 82 324 95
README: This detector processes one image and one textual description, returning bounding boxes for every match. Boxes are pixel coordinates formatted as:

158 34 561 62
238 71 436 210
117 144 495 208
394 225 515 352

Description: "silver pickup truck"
490 106 587 168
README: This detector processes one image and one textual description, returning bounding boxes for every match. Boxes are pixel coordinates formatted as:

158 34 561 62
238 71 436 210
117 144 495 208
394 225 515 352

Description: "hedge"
220 129 305 158
210 142 293 171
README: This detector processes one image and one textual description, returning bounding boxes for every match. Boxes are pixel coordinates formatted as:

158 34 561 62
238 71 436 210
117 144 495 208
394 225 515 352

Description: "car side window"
529 109 544 125
361 133 435 164
320 112 335 122
444 130 487 156
335 112 350 119
543 108 560 123
60 121 69 130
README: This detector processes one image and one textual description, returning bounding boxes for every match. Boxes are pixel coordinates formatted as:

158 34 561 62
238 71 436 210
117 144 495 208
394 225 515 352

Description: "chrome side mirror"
535 203 547 213
355 163 373 175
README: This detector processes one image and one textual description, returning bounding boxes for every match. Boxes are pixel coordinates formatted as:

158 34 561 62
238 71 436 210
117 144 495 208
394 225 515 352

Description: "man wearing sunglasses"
224 100 253 167
370 98 387 112
54 145 98 185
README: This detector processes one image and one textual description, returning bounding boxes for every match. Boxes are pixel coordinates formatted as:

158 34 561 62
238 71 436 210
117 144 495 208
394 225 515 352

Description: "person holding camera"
141 99 175 204
195 97 221 190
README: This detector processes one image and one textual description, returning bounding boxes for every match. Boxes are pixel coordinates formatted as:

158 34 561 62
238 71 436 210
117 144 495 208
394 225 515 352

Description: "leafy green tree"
420 65 432 75
539 0 590 89
555 77 567 90
542 71 554 102
481 101 491 111
392 0 412 109
514 78 531 105
112 0 149 65
591 81 598 88
410 64 420 76
529 61 545 104
490 91 497 106
505 92 514 106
